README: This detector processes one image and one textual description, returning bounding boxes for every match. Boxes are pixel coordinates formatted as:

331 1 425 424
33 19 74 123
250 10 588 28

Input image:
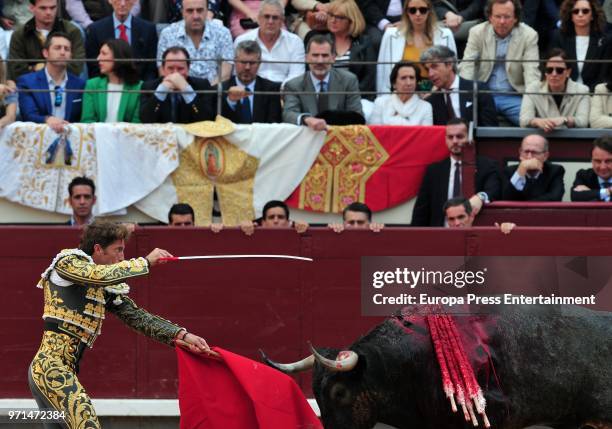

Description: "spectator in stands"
140 46 216 123
571 135 612 201
368 60 432 124
305 0 377 100
18 32 85 133
590 77 612 128
283 34 363 130
157 0 233 85
67 176 96 226
420 45 498 126
288 0 329 40
85 0 157 81
358 0 402 50
240 200 309 235
0 0 33 30
376 0 456 95
443 196 516 233
459 0 540 126
522 0 562 52
520 48 591 131
8 0 85 80
0 56 17 128
81 39 141 123
142 0 215 24
433 0 485 56
221 40 282 124
328 201 385 232
234 0 305 84
551 0 611 90
228 0 260 38
66 0 140 30
411 118 501 226
502 134 565 201
168 203 195 226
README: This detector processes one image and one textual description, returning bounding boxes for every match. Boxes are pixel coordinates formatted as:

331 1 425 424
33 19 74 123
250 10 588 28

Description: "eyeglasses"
572 8 591 15
328 13 349 21
408 6 429 15
54 86 63 107
261 14 281 21
545 66 566 75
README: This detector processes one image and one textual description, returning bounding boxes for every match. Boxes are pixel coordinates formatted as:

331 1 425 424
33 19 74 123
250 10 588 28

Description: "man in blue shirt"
17 32 85 133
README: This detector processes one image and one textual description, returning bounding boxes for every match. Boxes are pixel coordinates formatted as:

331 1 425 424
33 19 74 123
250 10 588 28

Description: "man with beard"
282 34 363 130
412 118 501 226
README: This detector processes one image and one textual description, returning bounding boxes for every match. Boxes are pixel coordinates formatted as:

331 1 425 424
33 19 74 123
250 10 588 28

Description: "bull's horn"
259 349 315 374
309 343 358 372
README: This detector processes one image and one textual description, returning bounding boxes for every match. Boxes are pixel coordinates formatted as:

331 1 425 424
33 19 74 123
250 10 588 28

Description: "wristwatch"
477 192 488 203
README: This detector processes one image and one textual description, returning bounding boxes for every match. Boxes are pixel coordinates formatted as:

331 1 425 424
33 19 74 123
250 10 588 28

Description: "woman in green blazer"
81 39 142 123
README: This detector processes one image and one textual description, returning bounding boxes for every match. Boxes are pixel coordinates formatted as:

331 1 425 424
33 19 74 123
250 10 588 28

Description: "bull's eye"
329 383 352 406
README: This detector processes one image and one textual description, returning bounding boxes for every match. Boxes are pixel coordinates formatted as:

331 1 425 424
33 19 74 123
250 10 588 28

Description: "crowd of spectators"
0 0 610 230
0 0 608 130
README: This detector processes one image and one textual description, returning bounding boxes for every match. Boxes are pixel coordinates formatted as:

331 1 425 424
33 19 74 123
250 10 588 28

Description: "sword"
159 255 313 262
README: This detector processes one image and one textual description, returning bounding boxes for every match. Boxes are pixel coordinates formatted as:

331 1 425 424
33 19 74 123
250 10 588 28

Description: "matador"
29 220 216 429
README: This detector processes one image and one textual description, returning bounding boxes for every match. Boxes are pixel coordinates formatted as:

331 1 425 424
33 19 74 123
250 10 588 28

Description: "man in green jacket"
7 0 85 80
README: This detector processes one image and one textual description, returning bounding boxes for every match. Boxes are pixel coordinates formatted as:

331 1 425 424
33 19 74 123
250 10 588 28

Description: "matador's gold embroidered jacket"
38 249 183 347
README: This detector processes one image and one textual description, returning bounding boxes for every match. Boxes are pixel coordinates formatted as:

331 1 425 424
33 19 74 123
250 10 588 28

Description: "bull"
262 304 611 429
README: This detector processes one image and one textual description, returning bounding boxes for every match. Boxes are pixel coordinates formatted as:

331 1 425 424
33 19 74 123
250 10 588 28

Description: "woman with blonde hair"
305 0 377 99
0 57 17 129
376 0 455 95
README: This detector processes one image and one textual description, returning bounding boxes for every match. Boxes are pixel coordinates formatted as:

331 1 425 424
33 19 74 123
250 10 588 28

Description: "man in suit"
411 118 502 226
283 34 363 131
502 134 565 201
221 40 281 124
140 46 216 124
18 32 85 133
421 45 498 127
458 0 540 126
571 135 612 202
7 0 85 80
67 176 96 226
85 0 157 81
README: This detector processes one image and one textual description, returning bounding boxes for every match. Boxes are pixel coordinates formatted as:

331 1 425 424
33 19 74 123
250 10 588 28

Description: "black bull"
263 304 611 429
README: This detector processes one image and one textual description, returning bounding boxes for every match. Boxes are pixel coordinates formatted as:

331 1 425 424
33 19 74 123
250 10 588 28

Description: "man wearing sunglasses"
17 31 85 133
502 134 565 201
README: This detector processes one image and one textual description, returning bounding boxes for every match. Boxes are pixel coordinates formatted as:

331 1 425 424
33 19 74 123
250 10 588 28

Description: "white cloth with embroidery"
94 123 192 214
134 123 326 221
0 122 189 216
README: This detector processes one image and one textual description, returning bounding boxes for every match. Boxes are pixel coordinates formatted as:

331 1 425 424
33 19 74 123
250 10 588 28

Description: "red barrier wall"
2 226 611 399
475 202 612 227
